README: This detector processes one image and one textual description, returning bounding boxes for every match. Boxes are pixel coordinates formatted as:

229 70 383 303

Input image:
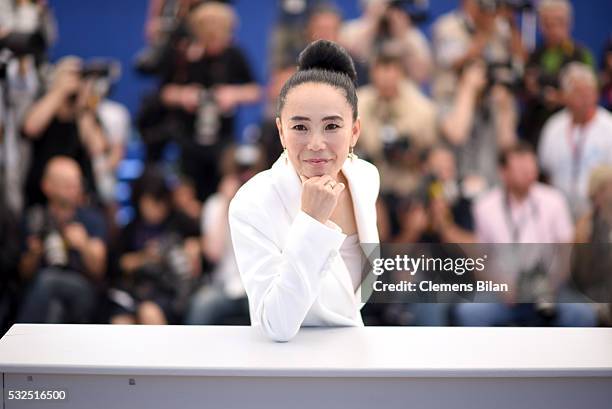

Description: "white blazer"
229 154 380 342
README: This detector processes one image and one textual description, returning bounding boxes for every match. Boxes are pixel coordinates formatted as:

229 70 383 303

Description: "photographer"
136 0 204 77
22 56 107 207
0 50 40 216
440 59 518 188
0 0 56 62
112 167 201 325
340 0 433 86
538 63 612 220
454 142 596 327
380 146 475 326
432 0 525 103
357 51 437 200
0 0 56 215
184 144 265 325
573 166 612 326
521 0 595 148
17 157 107 323
158 1 261 202
393 146 476 244
270 2 342 70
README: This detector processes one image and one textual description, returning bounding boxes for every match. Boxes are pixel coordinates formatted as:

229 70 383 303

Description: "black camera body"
413 173 445 208
389 0 429 23
500 0 534 12
79 63 114 79
516 261 557 320
0 31 46 58
477 0 533 13
378 0 430 38
382 135 412 162
62 60 120 103
132 232 195 315
26 206 70 269
487 61 523 91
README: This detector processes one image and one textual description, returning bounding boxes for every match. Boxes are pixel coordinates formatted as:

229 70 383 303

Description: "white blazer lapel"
342 157 381 306
270 155 302 221
341 158 380 245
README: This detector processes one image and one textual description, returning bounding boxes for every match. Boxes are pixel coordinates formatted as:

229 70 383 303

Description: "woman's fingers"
313 174 334 187
301 175 343 223
331 182 345 195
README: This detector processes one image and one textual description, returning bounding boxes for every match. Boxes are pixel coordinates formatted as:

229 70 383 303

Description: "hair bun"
298 40 357 83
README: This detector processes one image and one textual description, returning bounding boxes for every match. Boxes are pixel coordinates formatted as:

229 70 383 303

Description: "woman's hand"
300 175 345 224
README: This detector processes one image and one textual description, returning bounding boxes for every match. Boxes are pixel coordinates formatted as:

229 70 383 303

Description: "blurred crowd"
1 0 612 334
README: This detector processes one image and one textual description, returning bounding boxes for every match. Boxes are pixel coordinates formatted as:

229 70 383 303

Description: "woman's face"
276 82 360 181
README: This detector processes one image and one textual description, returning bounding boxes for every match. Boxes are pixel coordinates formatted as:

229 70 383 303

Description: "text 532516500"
7 390 67 400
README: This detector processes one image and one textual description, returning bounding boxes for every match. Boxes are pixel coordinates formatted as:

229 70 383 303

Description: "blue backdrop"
49 0 612 138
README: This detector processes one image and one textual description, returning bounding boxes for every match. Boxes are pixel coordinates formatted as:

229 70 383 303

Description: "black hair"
277 40 358 121
498 141 536 168
132 166 172 212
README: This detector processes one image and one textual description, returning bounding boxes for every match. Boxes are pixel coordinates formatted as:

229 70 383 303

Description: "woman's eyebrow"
289 115 344 122
322 115 344 122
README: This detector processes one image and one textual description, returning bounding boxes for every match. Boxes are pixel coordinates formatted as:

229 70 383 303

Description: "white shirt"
539 107 612 219
98 100 130 146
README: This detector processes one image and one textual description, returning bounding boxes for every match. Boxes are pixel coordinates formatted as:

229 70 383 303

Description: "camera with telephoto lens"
412 173 445 208
476 0 533 13
487 61 523 91
381 123 415 162
0 31 45 58
499 0 533 12
134 232 195 310
131 232 196 316
158 232 197 314
134 19 180 74
0 0 54 60
194 88 220 146
78 60 120 80
378 0 430 38
136 233 192 290
516 261 557 321
135 1 234 74
234 144 262 183
60 59 120 104
26 206 69 268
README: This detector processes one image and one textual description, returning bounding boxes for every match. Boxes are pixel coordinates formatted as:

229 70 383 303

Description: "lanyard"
566 123 589 197
503 191 539 243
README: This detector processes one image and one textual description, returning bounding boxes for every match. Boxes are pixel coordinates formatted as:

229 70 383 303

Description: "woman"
229 40 380 342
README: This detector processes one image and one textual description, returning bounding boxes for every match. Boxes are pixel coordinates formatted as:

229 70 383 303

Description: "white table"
1 324 611 408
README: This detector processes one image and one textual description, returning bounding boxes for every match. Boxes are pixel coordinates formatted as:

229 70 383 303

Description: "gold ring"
325 181 336 189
